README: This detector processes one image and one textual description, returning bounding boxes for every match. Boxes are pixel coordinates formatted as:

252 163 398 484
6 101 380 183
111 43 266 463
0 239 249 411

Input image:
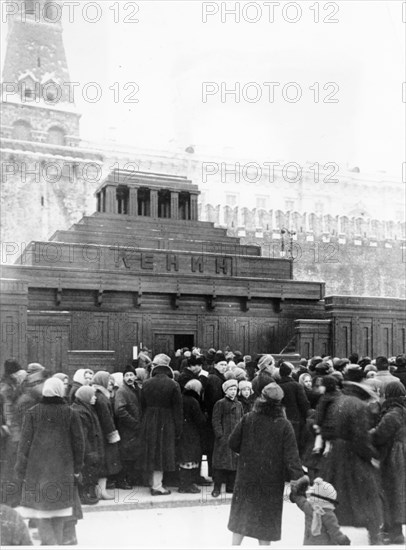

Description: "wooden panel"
0 279 28 369
27 312 71 372
67 351 116 378
153 334 174 356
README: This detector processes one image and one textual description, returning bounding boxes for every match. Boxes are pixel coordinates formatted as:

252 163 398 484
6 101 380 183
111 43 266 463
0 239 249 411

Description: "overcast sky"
2 1 405 175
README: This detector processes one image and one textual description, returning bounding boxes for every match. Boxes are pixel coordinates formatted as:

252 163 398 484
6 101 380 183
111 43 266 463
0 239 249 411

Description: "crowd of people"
0 348 405 546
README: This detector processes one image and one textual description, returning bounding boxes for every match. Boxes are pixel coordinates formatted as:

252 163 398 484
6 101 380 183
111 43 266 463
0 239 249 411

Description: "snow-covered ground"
70 501 403 549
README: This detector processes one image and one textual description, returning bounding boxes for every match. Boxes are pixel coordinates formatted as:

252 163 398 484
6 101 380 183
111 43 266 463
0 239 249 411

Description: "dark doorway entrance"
174 334 194 351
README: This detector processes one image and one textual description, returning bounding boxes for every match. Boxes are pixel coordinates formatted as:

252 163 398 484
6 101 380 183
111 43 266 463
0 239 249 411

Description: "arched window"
12 120 32 141
47 126 65 145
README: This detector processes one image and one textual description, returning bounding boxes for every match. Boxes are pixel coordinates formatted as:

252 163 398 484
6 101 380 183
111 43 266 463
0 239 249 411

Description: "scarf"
42 378 65 398
307 497 335 536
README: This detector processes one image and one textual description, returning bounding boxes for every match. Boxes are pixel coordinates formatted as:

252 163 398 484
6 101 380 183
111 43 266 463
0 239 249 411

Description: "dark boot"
193 467 211 486
226 471 236 493
178 468 200 494
62 520 78 545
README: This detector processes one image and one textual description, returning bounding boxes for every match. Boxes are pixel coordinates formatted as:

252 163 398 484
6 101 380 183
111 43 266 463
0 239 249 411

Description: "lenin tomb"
1 169 405 375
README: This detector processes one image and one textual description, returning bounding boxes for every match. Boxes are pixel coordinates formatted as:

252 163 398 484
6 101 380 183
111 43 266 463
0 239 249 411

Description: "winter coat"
212 397 243 470
373 371 403 401
114 383 142 464
71 400 105 485
68 381 82 405
238 395 255 415
93 390 122 477
370 397 406 525
15 397 85 511
178 389 206 464
0 504 33 545
0 378 22 443
320 390 383 528
394 367 406 389
140 367 183 471
277 376 310 429
204 370 225 419
314 391 341 441
292 495 350 545
227 403 303 541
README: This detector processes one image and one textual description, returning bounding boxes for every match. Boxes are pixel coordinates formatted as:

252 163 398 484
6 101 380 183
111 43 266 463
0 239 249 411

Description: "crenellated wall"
198 205 406 299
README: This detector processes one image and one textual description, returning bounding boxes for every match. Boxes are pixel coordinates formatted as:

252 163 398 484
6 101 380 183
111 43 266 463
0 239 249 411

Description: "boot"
178 468 200 494
62 520 78 546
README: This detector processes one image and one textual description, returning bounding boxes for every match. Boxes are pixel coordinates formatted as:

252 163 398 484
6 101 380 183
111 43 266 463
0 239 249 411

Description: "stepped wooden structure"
1 170 404 375
0 170 327 374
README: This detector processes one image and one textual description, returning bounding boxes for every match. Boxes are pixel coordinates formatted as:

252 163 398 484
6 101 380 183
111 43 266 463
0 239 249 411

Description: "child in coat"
211 379 243 497
237 380 255 414
290 476 351 546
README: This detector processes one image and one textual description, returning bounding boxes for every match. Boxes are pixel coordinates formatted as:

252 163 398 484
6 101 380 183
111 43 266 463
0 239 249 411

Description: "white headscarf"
42 378 65 398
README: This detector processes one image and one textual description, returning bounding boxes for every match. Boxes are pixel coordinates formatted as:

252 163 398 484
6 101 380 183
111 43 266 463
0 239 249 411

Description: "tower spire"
1 0 80 146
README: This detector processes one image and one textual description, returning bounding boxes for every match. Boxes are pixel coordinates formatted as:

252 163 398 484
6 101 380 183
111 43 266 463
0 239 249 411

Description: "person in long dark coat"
0 359 26 508
15 378 85 546
320 380 384 545
178 379 207 493
370 382 406 545
211 379 243 497
92 371 122 500
203 353 228 477
227 382 304 545
140 354 183 496
114 365 143 489
277 362 310 452
71 385 105 505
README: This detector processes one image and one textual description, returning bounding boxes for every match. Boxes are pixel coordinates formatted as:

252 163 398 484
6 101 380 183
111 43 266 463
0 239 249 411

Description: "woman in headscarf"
72 386 104 505
227 382 304 545
370 382 406 545
15 378 84 546
69 369 94 404
52 373 69 400
92 371 121 499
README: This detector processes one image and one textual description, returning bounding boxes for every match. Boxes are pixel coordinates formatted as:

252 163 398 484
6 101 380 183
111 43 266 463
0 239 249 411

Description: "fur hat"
214 352 226 364
345 364 364 382
279 362 293 378
4 359 22 377
308 477 338 505
314 362 331 375
258 354 275 371
222 379 238 393
152 354 171 367
395 354 406 368
231 367 247 381
259 382 284 402
123 364 136 375
238 380 253 394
